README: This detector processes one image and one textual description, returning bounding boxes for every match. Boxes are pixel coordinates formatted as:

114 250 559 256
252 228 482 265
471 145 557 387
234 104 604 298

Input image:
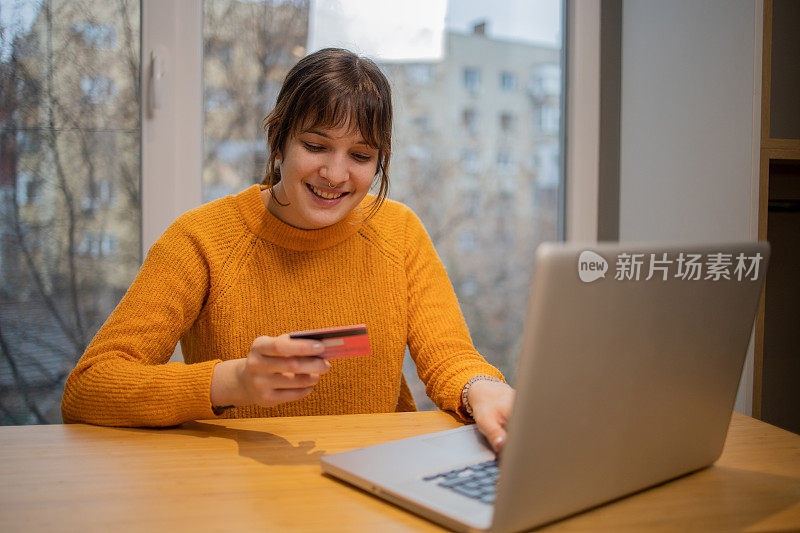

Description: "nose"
319 153 349 186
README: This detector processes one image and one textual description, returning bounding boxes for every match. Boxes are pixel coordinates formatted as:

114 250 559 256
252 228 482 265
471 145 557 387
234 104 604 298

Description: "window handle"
148 48 165 117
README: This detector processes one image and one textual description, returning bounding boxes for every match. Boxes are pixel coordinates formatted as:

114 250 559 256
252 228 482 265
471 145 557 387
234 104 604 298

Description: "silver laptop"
321 242 769 532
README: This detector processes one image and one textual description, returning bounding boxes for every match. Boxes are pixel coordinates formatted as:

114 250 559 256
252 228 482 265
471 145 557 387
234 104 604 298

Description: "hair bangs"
292 75 389 151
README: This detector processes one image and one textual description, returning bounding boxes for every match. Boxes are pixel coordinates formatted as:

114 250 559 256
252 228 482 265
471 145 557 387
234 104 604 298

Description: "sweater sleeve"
403 210 505 421
61 217 220 427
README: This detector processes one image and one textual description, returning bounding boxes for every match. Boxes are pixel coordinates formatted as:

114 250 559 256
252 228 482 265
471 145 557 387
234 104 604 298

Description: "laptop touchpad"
422 426 493 455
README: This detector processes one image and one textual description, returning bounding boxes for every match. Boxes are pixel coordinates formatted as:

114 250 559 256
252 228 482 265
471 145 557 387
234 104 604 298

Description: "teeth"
309 184 344 200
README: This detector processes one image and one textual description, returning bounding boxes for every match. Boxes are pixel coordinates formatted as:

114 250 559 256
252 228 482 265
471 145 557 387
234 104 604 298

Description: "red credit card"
289 324 370 360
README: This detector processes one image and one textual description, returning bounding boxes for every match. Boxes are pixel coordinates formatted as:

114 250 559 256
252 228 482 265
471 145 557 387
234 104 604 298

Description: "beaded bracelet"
461 375 505 417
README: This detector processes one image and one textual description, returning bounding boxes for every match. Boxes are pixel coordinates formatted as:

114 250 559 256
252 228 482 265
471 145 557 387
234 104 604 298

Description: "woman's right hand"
210 334 331 409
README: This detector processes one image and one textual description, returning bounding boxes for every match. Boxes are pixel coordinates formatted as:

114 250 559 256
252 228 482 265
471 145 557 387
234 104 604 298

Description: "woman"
62 48 514 452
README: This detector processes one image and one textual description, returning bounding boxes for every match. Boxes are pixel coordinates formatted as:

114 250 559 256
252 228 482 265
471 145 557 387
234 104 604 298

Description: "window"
1 0 565 424
530 63 561 99
539 105 560 135
500 71 516 91
463 67 480 92
535 143 560 189
462 108 478 134
497 150 515 174
204 38 232 64
412 115 433 133
500 112 514 132
72 22 117 49
16 130 41 153
264 1 564 402
461 149 481 174
77 231 119 258
405 63 434 85
82 180 114 212
15 172 41 206
0 0 141 425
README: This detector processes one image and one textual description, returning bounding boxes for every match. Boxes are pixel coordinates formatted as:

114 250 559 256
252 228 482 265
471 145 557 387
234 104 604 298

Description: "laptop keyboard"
422 459 499 504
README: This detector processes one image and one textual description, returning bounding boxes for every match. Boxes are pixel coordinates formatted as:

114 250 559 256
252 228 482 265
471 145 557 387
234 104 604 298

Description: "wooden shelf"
762 149 800 161
763 139 800 160
754 0 800 422
764 138 800 150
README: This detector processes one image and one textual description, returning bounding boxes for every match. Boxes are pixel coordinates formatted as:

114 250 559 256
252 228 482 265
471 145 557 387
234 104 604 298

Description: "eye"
303 142 324 152
351 152 373 162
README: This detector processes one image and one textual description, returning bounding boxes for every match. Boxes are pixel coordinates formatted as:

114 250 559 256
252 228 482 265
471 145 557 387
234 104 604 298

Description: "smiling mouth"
307 183 347 200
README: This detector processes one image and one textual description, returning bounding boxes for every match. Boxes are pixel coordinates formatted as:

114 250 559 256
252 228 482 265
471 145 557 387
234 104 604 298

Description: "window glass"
201 0 563 409
500 111 514 132
0 0 141 424
462 108 478 134
500 70 516 91
202 0 308 203
463 66 481 92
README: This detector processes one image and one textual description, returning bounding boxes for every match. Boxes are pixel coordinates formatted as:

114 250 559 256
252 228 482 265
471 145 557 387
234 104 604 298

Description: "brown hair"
262 48 392 219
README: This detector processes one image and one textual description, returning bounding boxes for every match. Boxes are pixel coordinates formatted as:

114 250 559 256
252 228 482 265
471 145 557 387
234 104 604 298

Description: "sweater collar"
235 185 366 251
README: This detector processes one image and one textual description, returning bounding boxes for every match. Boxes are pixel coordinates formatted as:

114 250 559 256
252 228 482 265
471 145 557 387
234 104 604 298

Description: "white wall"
618 0 762 413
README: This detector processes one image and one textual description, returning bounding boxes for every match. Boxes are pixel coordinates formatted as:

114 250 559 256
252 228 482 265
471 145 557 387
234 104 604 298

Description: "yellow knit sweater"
62 185 504 426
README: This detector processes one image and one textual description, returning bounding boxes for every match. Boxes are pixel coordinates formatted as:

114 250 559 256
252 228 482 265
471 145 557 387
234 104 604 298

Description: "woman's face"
268 125 380 230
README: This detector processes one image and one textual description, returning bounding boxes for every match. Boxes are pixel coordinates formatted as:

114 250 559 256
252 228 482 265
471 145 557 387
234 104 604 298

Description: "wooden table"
1 411 799 532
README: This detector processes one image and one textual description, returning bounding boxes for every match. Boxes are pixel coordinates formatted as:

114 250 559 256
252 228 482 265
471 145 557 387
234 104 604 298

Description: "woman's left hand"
467 380 516 454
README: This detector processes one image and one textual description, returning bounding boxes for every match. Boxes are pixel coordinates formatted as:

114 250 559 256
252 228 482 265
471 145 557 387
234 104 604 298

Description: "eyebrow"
305 129 370 147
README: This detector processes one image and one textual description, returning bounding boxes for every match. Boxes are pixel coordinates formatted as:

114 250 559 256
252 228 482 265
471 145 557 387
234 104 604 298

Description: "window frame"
141 0 202 257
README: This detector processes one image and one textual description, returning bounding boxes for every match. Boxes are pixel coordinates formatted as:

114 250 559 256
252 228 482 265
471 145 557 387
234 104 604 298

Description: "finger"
252 335 325 357
273 334 325 357
264 386 315 405
250 355 331 375
266 372 321 389
476 417 508 454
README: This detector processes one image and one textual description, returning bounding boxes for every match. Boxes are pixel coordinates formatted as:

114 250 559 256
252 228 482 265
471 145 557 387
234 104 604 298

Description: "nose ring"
327 179 338 189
